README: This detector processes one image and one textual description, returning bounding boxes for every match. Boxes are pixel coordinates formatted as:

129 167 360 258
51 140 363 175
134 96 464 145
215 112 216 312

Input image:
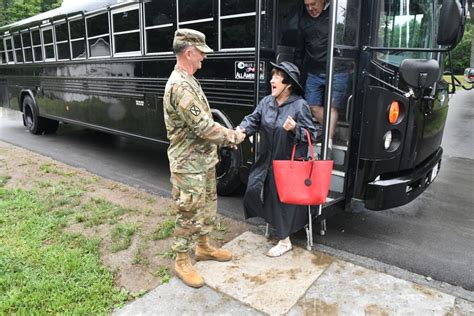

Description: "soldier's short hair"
173 42 190 54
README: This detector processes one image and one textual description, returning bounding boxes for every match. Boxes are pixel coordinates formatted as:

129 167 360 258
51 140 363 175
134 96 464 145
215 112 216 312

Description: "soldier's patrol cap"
173 28 213 53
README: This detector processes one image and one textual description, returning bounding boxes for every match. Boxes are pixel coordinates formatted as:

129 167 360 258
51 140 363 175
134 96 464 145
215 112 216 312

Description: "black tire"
216 145 242 195
214 114 243 196
22 95 46 135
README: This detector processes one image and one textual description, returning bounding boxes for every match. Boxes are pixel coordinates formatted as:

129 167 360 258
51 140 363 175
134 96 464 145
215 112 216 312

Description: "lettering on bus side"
235 61 265 80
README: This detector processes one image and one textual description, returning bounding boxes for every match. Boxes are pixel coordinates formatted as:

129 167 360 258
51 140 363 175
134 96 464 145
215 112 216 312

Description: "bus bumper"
364 148 443 210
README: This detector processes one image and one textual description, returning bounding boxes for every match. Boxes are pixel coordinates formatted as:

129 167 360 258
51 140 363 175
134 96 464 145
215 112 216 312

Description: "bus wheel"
22 96 46 135
213 113 242 195
216 144 242 195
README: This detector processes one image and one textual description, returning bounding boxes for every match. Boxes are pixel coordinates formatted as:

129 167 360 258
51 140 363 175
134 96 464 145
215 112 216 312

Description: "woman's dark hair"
271 68 292 86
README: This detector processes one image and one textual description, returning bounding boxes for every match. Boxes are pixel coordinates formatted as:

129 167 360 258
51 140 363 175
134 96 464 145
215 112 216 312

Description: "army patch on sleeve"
189 104 201 116
178 94 193 109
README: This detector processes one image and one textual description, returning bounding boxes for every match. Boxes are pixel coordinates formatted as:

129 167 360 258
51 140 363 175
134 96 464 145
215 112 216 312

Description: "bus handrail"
362 70 412 98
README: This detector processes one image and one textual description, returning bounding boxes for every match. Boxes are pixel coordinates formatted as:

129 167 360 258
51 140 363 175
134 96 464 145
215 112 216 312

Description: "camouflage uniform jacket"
164 65 238 173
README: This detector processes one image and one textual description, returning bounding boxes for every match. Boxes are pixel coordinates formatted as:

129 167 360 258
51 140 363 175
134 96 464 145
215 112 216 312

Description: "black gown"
238 94 317 240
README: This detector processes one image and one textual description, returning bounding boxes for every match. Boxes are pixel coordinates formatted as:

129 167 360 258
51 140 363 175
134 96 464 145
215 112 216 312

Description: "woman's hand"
283 116 296 132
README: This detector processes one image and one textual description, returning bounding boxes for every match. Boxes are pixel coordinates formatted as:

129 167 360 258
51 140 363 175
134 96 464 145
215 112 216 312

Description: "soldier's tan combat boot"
195 234 232 261
175 251 204 288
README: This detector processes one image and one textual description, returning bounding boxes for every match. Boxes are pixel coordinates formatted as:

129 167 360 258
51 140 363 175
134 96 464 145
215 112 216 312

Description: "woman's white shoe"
266 240 293 257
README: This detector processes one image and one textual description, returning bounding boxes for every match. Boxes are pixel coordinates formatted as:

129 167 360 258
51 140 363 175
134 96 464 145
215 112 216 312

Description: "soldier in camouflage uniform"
163 28 246 288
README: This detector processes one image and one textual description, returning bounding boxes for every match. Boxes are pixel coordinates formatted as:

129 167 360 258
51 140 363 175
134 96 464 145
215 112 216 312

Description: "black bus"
0 0 467 239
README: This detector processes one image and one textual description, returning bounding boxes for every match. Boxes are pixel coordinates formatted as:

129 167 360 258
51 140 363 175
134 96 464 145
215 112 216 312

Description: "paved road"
0 90 473 292
316 90 474 291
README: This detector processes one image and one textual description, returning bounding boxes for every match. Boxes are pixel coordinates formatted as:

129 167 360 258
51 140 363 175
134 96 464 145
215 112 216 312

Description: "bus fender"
211 109 243 195
19 89 37 113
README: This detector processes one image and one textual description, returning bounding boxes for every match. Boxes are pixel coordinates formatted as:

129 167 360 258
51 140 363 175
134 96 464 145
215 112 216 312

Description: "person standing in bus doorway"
163 28 246 288
294 0 349 159
236 61 317 257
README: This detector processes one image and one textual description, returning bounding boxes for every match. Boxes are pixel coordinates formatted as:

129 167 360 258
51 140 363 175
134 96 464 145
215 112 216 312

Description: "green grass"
152 218 176 240
79 198 134 227
152 266 171 285
0 187 128 314
39 163 76 177
443 75 471 91
132 246 148 265
0 175 11 187
111 223 139 252
159 248 176 260
214 219 229 233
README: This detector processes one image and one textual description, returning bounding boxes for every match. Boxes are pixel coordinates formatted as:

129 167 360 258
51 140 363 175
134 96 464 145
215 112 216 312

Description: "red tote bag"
273 129 333 205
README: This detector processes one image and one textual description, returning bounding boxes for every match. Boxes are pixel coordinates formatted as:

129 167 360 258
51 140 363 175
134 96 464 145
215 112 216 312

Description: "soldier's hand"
283 115 296 132
234 129 246 145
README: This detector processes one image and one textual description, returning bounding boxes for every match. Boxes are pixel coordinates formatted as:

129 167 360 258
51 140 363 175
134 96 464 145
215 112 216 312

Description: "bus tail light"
388 101 400 124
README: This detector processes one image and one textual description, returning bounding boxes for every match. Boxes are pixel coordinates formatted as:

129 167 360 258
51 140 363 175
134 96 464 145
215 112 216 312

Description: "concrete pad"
195 231 335 315
288 260 456 316
113 278 263 316
454 298 474 315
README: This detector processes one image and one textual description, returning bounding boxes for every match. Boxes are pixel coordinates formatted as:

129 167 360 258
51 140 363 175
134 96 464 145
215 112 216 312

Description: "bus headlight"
383 131 392 150
383 130 401 152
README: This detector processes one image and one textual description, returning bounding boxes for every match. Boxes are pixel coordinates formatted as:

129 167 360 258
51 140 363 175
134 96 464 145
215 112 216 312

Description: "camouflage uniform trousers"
170 168 217 252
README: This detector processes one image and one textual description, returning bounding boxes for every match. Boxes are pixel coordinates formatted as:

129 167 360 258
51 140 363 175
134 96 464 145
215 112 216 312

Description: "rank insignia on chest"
190 104 201 116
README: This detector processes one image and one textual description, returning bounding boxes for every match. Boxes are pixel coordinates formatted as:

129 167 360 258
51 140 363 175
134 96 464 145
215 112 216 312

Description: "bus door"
267 0 360 220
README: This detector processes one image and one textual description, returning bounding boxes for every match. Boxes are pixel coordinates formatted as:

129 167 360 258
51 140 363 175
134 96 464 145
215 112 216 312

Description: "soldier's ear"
183 46 192 59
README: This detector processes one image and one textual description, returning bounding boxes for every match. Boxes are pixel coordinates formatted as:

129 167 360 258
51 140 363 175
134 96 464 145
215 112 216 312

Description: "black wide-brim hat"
270 61 305 96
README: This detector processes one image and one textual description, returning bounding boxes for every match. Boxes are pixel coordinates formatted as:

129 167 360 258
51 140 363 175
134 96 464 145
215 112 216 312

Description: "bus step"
330 169 345 193
313 143 348 166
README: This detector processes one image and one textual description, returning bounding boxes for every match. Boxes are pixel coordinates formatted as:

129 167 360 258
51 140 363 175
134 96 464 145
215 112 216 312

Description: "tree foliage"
0 0 62 27
444 18 473 74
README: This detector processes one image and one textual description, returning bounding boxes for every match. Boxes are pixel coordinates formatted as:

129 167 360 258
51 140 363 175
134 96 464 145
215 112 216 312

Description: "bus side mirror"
437 0 465 47
399 59 439 89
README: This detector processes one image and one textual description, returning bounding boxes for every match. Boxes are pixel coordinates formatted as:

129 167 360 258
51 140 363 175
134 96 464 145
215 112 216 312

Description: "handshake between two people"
226 116 296 150
226 126 246 150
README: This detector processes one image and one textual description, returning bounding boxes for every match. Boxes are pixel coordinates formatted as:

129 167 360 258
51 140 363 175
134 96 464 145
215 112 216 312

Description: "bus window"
4 37 14 63
112 5 140 56
376 0 434 66
21 31 33 62
86 12 111 58
0 39 5 64
144 0 176 54
13 34 23 63
335 0 359 47
220 0 255 50
179 0 213 21
178 0 215 49
55 22 70 60
31 29 43 62
42 27 55 61
69 18 86 59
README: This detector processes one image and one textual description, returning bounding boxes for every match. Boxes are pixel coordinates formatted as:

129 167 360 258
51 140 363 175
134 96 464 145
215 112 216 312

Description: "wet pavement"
115 232 474 315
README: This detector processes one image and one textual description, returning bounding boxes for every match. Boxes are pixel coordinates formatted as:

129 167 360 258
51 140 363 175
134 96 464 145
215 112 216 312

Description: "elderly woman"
237 61 317 257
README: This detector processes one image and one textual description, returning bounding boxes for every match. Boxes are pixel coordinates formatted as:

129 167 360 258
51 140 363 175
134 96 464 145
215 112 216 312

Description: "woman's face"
270 70 290 98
